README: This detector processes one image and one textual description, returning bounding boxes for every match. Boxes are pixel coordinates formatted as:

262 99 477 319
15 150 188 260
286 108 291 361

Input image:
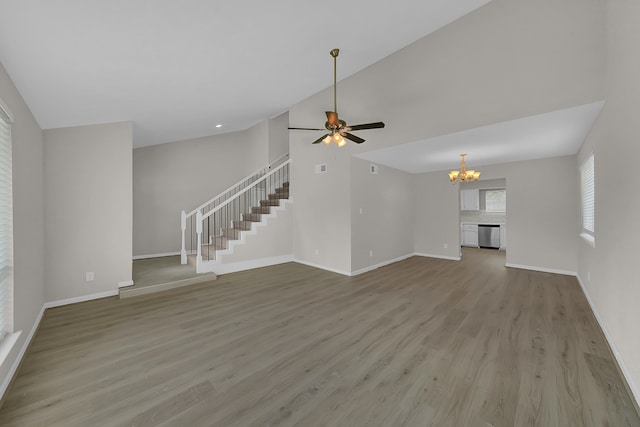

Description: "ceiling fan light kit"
449 153 481 184
289 48 385 147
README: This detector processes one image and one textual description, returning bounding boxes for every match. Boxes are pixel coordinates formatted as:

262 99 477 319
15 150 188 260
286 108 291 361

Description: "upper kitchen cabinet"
460 189 479 211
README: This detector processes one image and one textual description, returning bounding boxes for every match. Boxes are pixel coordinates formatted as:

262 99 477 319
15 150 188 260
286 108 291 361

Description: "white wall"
576 0 640 403
133 121 269 257
351 158 414 272
0 62 45 400
44 122 133 302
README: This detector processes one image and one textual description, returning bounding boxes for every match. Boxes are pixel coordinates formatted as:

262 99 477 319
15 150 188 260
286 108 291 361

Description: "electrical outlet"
587 271 591 281
359 207 363 214
86 272 94 282
444 243 449 249
315 249 319 255
369 250 373 257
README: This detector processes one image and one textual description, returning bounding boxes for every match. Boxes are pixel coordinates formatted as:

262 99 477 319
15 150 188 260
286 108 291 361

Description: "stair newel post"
196 210 203 273
180 210 188 264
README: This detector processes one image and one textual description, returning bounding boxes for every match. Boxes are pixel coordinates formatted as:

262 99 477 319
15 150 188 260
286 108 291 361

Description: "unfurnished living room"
0 0 639 426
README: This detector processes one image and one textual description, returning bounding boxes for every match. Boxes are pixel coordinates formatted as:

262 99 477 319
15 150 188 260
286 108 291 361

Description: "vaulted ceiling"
0 0 491 147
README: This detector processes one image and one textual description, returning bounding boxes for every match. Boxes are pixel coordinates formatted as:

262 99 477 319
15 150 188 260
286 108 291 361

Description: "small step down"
124 255 217 299
260 199 280 207
120 273 217 298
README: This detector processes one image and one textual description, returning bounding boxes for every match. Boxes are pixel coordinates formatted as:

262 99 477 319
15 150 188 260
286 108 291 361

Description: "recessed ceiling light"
216 124 222 128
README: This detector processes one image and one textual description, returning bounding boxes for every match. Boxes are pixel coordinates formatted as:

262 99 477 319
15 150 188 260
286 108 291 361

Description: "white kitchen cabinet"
460 189 479 211
461 224 478 247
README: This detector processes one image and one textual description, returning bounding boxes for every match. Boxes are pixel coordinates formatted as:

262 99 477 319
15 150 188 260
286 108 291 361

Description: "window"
0 101 13 340
485 189 506 212
580 154 595 246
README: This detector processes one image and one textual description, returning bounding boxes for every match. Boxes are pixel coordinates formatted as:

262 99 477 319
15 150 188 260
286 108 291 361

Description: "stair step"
251 206 271 214
222 228 242 240
260 199 280 207
282 181 289 188
268 193 289 200
242 213 262 222
233 220 252 230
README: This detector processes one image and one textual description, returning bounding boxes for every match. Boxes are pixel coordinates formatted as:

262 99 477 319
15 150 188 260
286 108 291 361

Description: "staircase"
199 182 289 261
181 155 291 273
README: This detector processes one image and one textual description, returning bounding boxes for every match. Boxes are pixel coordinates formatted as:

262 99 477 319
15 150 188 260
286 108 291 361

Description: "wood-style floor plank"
0 248 638 426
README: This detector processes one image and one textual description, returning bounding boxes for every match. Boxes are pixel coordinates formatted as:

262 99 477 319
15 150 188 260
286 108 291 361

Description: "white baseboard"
118 280 134 288
133 252 180 260
0 305 44 401
505 263 576 276
44 290 119 309
292 258 352 277
351 254 414 276
576 275 640 408
414 252 461 261
213 254 294 275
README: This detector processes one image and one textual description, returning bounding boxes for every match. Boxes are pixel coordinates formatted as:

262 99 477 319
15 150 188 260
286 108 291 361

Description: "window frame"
0 97 14 341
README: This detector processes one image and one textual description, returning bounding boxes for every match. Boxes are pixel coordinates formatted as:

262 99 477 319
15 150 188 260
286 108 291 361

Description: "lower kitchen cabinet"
461 224 478 247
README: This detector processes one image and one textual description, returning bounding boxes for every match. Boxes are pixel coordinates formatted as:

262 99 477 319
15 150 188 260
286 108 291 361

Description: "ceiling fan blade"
312 134 330 144
343 133 365 144
347 122 385 131
326 111 339 126
288 127 325 131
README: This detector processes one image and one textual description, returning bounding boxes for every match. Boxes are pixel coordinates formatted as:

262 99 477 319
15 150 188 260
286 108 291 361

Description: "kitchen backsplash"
460 211 506 224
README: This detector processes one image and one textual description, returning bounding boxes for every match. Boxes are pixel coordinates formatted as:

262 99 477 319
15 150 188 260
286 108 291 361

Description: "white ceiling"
355 101 605 173
0 0 491 147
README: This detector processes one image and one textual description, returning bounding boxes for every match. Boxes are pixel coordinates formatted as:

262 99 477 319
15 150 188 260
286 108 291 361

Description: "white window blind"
580 154 595 235
485 189 506 212
0 103 13 340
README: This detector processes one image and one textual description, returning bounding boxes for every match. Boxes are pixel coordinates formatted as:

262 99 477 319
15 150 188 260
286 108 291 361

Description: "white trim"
43 290 119 309
292 258 352 277
0 305 43 401
118 280 134 288
414 252 461 261
505 263 576 276
212 255 294 275
579 232 596 248
351 254 414 276
133 252 180 260
576 275 640 407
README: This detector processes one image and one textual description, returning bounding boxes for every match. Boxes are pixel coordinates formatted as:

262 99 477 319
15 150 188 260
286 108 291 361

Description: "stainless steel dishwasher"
478 224 500 249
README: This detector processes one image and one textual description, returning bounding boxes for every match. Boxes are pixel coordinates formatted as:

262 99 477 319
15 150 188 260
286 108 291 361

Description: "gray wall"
44 122 133 302
133 121 269 257
0 63 45 396
268 111 289 163
290 0 602 273
351 158 414 272
414 172 462 259
577 0 640 402
414 156 578 272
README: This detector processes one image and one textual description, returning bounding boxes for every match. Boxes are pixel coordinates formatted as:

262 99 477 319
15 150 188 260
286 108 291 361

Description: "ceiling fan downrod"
330 48 339 116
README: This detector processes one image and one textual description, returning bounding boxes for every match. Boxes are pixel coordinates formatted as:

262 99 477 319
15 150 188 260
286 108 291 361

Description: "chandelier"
449 153 480 184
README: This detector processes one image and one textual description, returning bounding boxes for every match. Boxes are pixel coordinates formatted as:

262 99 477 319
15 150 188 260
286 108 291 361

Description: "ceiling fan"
288 48 385 147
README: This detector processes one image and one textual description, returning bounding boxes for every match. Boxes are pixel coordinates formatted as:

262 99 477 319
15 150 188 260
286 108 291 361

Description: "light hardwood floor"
1 248 638 426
